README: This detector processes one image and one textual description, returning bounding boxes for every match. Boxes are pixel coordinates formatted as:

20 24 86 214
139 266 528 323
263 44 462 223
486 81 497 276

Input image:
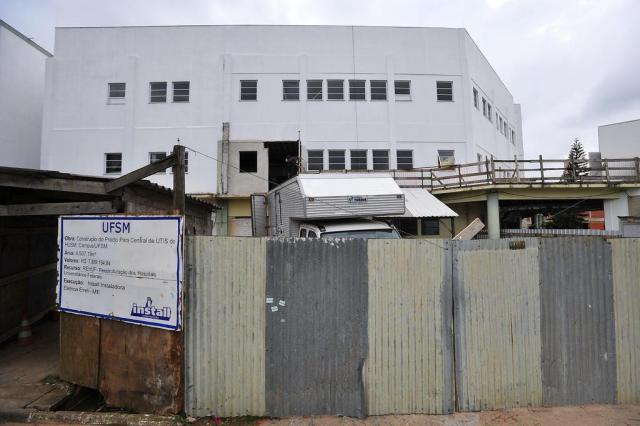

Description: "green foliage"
544 210 588 229
563 137 589 182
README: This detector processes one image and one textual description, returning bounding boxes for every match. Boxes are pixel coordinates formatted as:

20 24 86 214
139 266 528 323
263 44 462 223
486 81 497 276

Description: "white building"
41 25 523 232
0 19 51 168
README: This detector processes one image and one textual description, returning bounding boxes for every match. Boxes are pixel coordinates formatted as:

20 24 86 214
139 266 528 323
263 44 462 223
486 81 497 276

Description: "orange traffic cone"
17 313 33 346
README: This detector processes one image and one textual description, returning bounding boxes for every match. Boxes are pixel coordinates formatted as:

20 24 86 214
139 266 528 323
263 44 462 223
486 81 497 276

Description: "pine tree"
563 138 589 182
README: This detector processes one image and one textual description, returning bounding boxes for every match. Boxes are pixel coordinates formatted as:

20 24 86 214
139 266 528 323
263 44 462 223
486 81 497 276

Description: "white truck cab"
298 219 401 239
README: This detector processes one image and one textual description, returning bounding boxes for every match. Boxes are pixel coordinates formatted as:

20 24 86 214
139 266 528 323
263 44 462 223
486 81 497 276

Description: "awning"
401 188 458 218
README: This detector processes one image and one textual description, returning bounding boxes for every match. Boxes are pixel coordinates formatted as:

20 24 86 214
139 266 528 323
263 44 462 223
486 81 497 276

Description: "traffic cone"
17 313 33 346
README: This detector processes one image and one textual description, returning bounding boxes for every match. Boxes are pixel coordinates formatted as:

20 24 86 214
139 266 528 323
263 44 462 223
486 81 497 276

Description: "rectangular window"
149 82 167 103
372 150 389 170
172 81 190 102
482 98 487 116
239 151 257 173
327 80 344 100
328 150 346 170
396 150 413 170
104 153 122 174
436 81 453 101
370 80 387 100
499 116 503 133
108 83 126 100
149 152 167 174
473 87 479 109
350 150 367 170
421 218 440 236
487 104 493 122
307 150 324 171
438 149 455 167
349 80 365 101
282 80 299 101
307 80 323 100
240 80 257 101
504 121 508 136
511 129 516 144
394 80 411 100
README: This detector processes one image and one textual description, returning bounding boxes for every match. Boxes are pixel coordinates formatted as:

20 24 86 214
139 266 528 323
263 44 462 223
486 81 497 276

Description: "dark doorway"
264 141 300 190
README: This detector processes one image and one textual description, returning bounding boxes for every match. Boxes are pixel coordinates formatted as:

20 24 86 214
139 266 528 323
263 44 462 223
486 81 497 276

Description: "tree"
563 138 589 182
544 210 587 229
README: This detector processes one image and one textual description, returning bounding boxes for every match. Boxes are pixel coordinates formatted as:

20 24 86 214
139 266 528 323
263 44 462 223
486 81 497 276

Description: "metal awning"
401 188 458 218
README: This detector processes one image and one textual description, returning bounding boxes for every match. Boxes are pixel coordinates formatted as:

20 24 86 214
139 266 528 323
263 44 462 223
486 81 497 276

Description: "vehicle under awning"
400 188 458 218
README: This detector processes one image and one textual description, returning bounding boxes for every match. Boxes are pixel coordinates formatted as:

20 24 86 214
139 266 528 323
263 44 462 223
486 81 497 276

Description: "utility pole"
172 143 186 214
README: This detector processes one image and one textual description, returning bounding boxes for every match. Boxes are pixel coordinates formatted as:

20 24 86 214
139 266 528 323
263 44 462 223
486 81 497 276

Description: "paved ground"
0 319 69 412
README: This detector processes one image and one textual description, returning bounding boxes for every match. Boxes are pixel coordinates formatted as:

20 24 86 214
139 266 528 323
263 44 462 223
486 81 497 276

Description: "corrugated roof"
298 173 403 197
401 188 458 218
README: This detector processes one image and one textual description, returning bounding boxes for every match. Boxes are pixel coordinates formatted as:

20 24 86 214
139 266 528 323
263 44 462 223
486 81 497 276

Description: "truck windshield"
321 229 401 239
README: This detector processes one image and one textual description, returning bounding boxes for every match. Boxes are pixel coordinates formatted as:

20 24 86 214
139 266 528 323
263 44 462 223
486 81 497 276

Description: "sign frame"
57 215 183 331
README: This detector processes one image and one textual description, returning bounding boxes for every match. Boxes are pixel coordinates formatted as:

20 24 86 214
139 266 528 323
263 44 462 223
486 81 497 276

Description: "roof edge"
0 19 52 57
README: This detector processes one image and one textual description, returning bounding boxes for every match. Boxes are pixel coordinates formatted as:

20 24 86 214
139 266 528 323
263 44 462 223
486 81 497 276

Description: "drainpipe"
487 191 500 239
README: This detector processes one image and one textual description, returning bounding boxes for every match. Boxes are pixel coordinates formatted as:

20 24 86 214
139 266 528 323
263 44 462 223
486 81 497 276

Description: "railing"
475 228 623 239
316 157 640 192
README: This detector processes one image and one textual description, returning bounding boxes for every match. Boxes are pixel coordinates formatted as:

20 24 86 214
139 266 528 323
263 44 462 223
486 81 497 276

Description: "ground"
1 320 639 425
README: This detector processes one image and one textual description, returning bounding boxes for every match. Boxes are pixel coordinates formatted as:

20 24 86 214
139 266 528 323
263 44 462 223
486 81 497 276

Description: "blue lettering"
102 221 131 234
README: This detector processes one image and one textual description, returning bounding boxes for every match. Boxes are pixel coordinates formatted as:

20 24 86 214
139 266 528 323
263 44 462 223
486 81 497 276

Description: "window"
436 81 453 101
396 150 413 170
511 129 516 144
350 150 367 170
150 82 167 103
282 80 299 101
328 150 346 170
299 228 307 237
239 151 258 173
372 150 389 170
438 150 455 167
499 116 503 133
327 80 344 100
394 80 411 100
104 153 122 174
349 80 365 101
503 121 508 136
370 80 387 100
108 83 126 100
421 218 440 235
149 152 167 174
487 103 493 122
240 80 257 101
307 80 322 100
482 98 487 117
172 81 190 102
307 150 324 170
473 87 479 109
308 230 317 238
496 114 500 130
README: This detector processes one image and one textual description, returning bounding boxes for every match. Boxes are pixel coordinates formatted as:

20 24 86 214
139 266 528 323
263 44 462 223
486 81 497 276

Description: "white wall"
598 119 640 158
0 21 49 168
41 25 522 195
604 194 629 231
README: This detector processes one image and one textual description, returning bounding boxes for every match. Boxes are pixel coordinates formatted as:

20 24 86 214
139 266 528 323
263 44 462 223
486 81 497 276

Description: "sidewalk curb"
0 408 180 425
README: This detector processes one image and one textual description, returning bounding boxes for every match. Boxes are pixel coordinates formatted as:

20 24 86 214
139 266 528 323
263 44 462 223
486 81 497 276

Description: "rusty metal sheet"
59 313 100 389
98 319 183 415
185 237 266 417
365 239 453 415
611 238 640 403
539 238 616 406
265 238 368 417
453 239 543 411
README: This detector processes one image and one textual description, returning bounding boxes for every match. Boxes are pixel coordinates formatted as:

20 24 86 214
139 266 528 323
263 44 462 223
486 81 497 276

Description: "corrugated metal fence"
185 237 640 417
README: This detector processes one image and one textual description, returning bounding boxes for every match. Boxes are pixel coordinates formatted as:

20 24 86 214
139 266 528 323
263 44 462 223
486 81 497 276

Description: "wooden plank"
453 218 485 240
104 155 175 193
0 201 116 217
0 173 109 195
60 313 100 389
0 262 56 287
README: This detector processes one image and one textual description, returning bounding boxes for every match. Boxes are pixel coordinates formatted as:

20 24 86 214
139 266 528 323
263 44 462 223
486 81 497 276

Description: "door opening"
264 141 300 190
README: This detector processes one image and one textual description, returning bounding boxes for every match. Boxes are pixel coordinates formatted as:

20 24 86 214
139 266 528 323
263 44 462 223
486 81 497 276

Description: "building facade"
0 20 51 168
41 25 523 234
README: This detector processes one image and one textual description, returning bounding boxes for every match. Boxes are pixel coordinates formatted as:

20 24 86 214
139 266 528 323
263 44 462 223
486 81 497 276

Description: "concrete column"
487 191 500 239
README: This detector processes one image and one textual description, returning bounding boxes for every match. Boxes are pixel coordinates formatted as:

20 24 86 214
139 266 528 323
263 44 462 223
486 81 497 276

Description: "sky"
1 0 639 159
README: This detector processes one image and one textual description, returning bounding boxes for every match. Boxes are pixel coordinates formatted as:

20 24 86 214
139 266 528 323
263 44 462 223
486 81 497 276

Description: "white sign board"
57 215 183 330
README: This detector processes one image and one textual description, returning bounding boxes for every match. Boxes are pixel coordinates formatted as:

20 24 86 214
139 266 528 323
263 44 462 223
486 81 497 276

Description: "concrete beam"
487 191 500 239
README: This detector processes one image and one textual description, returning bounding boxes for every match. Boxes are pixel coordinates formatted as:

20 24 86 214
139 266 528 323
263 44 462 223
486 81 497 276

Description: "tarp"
298 173 403 197
401 188 458 218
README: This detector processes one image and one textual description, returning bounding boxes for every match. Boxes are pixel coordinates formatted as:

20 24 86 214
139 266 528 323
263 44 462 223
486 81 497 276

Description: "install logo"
130 297 171 321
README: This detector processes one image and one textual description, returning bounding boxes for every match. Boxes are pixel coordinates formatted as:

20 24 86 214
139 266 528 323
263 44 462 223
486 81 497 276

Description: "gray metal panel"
365 239 453 415
539 238 617 406
453 239 543 411
268 179 305 236
265 238 368 417
251 194 268 237
304 195 405 219
611 239 640 403
185 237 266 417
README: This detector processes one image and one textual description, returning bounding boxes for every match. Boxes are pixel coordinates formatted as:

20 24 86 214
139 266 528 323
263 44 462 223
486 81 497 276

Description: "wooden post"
421 169 424 188
604 159 610 184
539 155 545 186
172 145 186 213
514 155 520 183
490 155 496 183
635 157 640 182
570 158 577 183
457 165 462 187
485 158 491 183
430 170 434 191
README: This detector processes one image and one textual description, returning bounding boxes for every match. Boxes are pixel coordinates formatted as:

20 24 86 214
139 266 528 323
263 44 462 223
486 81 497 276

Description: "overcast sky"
2 0 639 159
